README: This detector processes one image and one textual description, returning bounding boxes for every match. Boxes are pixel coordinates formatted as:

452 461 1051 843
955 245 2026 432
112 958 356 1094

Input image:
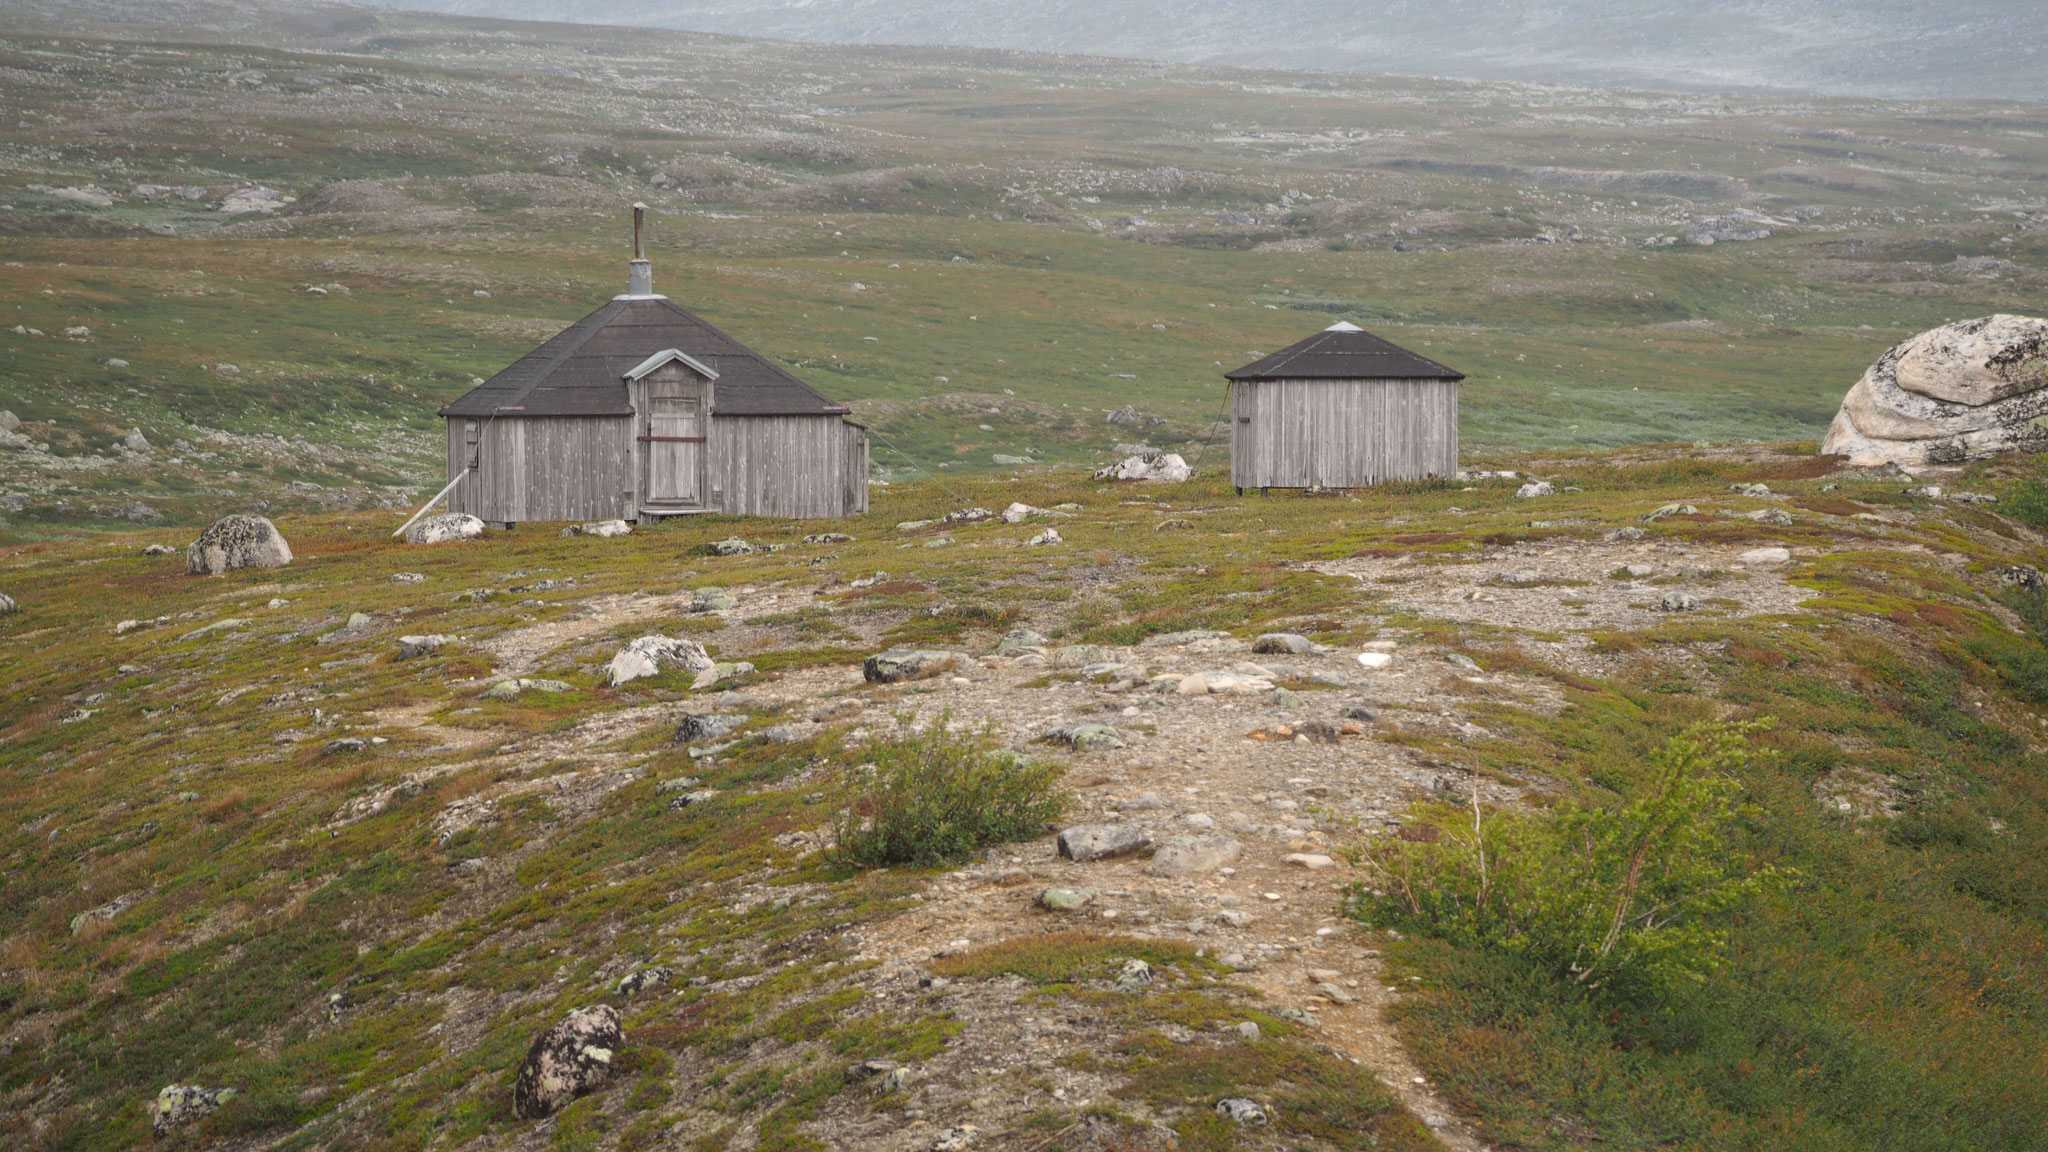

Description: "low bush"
1357 721 1788 996
833 717 1068 867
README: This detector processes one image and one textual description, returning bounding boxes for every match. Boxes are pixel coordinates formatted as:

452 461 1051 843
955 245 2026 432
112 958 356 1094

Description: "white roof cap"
1324 320 1363 332
623 347 719 382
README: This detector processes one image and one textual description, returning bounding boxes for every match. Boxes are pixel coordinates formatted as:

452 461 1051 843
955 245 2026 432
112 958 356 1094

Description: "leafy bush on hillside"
1356 722 1788 995
2001 479 2048 532
834 717 1068 867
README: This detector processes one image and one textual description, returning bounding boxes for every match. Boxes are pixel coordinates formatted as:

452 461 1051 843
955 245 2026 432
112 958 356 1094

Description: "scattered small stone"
141 543 176 556
392 572 425 583
1644 503 1698 522
1056 824 1151 862
1146 834 1243 876
615 966 677 995
709 537 755 556
1038 887 1095 911
1747 507 1793 526
322 737 368 755
1356 652 1392 669
1275 1006 1320 1027
673 713 746 744
691 661 755 691
993 627 1050 654
1515 481 1555 498
152 1085 237 1138
1252 633 1313 654
1284 853 1338 871
1737 546 1792 566
1216 909 1254 928
1215 1097 1268 1125
1312 981 1355 1004
1999 565 2044 595
1444 653 1482 672
396 634 450 660
932 1124 981 1152
804 532 855 544
0 592 16 615
1044 723 1126 751
1115 958 1153 989
1026 527 1063 546
669 789 721 810
1658 590 1700 612
561 519 631 538
1607 525 1648 542
864 649 967 683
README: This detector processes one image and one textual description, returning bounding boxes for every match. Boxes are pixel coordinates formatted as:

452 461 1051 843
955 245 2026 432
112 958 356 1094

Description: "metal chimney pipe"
628 201 652 296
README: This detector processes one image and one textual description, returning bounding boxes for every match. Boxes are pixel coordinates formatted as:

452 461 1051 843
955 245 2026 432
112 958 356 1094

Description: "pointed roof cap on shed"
440 296 849 419
1225 320 1464 382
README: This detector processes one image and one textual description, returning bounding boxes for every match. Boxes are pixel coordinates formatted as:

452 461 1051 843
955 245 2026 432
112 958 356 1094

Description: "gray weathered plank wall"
1230 378 1458 487
445 416 633 522
711 415 868 518
442 411 868 522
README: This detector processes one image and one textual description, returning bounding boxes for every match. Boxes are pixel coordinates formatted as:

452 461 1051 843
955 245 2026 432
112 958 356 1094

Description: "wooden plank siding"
443 411 867 523
445 416 633 523
1230 378 1458 488
710 415 868 519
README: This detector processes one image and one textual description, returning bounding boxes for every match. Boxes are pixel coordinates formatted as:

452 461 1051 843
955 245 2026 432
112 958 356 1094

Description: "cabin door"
640 377 706 509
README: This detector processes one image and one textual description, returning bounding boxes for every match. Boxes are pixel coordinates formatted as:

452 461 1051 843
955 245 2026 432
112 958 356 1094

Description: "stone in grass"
1737 546 1792 566
1284 852 1338 870
1270 687 1304 708
606 635 714 687
1657 590 1701 612
804 531 855 544
2001 565 2045 595
484 678 573 700
673 713 746 744
669 788 721 809
512 1004 624 1120
0 592 16 615
142 543 176 556
691 662 755 691
1231 1021 1261 1041
1275 1006 1320 1027
153 1085 237 1138
1146 834 1243 876
1607 525 1648 542
931 1125 981 1152
1515 481 1555 498
1313 981 1354 1005
1115 959 1153 989
993 627 1050 654
1052 644 1114 668
863 649 967 684
187 514 292 574
690 588 737 613
561 519 632 538
1747 507 1793 526
708 537 756 556
614 966 677 995
1038 887 1095 911
322 737 369 755
395 634 450 660
1215 1097 1268 1125
1056 824 1151 862
1026 527 1063 546
405 513 485 545
1044 723 1125 751
1252 633 1313 655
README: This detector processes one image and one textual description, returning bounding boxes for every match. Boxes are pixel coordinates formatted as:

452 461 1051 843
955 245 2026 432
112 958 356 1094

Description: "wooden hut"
438 207 868 525
1224 321 1465 491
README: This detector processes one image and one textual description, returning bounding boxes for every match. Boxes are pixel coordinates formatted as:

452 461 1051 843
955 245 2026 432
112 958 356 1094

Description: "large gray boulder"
512 1005 623 1119
1821 315 2048 468
1056 824 1152 862
862 649 968 684
405 513 485 545
1094 451 1191 483
187 515 291 575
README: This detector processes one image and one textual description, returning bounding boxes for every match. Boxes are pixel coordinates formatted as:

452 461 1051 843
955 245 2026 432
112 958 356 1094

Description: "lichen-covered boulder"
152 1084 236 1138
605 635 713 687
862 649 966 683
1094 451 1191 483
512 1005 623 1120
187 514 291 575
405 513 485 545
1821 314 2048 468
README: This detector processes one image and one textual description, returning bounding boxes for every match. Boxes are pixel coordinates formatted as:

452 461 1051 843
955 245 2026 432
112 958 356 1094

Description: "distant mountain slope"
362 0 2048 101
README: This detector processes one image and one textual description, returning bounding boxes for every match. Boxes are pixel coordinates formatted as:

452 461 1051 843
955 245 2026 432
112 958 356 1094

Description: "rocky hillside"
5 443 2048 1150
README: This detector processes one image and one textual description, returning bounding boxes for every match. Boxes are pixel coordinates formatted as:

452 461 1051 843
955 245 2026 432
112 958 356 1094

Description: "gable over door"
641 376 706 507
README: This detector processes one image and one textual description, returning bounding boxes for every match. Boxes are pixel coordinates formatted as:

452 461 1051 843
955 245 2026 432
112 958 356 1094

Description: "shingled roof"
440 296 849 419
1226 321 1464 382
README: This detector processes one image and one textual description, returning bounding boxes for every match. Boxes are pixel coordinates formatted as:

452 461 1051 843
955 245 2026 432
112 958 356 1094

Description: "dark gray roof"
1226 322 1464 382
441 296 849 419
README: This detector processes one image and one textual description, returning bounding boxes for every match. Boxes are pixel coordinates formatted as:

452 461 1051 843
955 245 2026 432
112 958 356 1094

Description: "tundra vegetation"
0 3 2046 1152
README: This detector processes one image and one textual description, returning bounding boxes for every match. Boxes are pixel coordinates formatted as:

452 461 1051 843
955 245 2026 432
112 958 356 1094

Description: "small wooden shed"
438 210 867 524
1225 321 1465 490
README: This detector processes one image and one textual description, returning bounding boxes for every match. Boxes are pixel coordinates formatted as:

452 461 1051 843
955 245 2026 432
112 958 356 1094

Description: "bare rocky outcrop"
512 1005 623 1119
1095 452 1191 483
1821 315 2048 468
152 1084 236 1137
187 514 292 575
605 635 714 686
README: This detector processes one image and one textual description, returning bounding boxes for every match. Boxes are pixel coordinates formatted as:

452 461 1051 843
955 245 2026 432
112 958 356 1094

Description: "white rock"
1356 652 1393 669
1515 481 1555 498
1285 853 1338 871
605 635 713 686
1821 314 2048 467
405 513 485 545
1095 451 1191 483
1737 547 1792 566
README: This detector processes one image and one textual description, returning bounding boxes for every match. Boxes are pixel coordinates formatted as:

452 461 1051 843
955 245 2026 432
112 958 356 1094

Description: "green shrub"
833 717 1068 867
2002 479 2048 531
1357 721 1789 996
